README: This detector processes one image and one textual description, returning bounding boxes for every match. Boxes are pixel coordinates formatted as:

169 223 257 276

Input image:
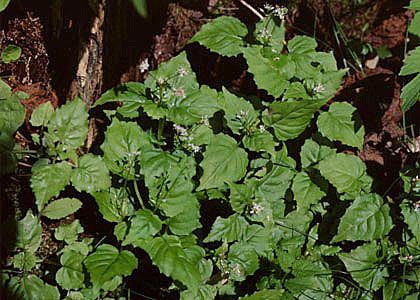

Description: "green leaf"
333 194 393 242
0 93 25 134
300 139 335 169
400 47 420 76
85 244 138 287
123 209 162 245
101 119 151 179
401 73 420 112
8 275 60 300
198 134 248 190
1 45 21 63
229 182 254 213
255 16 285 51
243 224 272 256
308 70 347 100
263 100 325 140
44 97 88 151
220 87 258 135
406 0 420 10
319 153 372 196
292 171 326 209
30 160 72 211
14 210 42 253
242 46 290 97
168 85 221 126
256 162 295 204
190 16 247 57
71 154 111 193
408 12 420 37
243 130 277 155
167 201 201 235
0 139 19 174
286 259 333 298
204 214 248 243
93 82 148 112
339 242 388 291
12 252 38 271
383 281 411 300
142 235 202 290
42 198 82 219
0 0 11 12
30 102 54 127
180 284 217 300
144 52 198 119
288 36 317 54
317 102 365 150
240 290 285 300
0 78 11 98
401 200 420 242
56 249 85 290
92 188 135 223
228 242 259 281
129 0 147 17
54 220 84 244
284 82 309 99
140 152 198 231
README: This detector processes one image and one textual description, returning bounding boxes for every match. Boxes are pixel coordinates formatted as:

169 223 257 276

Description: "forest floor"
1 0 419 299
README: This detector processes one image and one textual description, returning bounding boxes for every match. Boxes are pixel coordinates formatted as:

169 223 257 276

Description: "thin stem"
238 0 264 20
133 180 145 209
129 289 159 300
157 118 165 141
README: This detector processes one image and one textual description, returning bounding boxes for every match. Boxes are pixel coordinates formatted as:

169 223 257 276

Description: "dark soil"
1 0 419 299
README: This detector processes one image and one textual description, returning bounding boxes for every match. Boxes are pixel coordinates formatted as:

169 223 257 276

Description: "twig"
238 0 264 20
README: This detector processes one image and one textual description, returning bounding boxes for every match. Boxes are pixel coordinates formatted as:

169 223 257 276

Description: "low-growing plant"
1 7 420 300
0 78 26 175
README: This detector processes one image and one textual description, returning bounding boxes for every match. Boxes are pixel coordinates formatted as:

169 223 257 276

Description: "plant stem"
238 0 264 20
157 118 165 141
133 180 145 209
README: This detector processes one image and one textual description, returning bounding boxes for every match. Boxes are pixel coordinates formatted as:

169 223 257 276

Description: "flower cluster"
230 263 243 278
313 83 326 94
173 124 200 153
177 66 188 77
263 4 288 20
250 202 264 215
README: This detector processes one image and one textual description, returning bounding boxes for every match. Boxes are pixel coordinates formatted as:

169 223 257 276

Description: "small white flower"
163 90 171 99
264 4 275 12
231 263 242 277
236 110 248 119
139 58 150 73
402 255 414 262
201 115 210 126
259 28 272 40
414 200 420 212
189 143 201 153
258 124 265 133
173 124 188 136
174 87 186 98
157 77 166 85
274 6 288 20
177 66 188 77
313 83 325 94
250 202 264 215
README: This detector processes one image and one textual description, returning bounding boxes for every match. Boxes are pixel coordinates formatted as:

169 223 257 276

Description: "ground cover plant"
0 1 419 299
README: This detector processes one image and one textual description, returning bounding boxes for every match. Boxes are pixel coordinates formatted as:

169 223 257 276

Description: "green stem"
133 180 145 209
157 118 165 141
